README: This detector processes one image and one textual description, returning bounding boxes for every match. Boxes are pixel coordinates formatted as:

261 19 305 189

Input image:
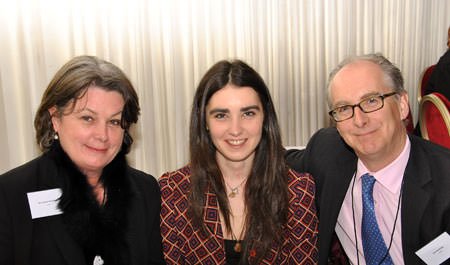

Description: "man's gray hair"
326 53 405 107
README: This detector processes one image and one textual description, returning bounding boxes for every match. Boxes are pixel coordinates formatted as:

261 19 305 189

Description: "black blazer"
0 153 165 265
286 127 450 265
425 49 450 100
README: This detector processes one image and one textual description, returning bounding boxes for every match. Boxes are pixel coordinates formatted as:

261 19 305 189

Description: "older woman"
0 55 165 265
160 59 318 264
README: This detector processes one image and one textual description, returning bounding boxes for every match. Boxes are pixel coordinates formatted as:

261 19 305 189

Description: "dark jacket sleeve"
425 50 450 100
0 159 39 265
146 176 166 265
285 148 306 173
129 169 166 265
0 178 14 265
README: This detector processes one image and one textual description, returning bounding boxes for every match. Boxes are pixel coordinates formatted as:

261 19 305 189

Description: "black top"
224 239 242 265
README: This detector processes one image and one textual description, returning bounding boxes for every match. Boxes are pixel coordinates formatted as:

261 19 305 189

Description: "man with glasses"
287 53 450 265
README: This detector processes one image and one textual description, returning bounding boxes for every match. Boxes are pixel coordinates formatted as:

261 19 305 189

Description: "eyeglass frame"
328 91 398 122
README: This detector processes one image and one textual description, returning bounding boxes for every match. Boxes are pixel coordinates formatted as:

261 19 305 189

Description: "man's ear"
398 92 410 120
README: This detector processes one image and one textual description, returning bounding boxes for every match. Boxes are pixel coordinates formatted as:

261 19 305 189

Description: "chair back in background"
419 92 450 149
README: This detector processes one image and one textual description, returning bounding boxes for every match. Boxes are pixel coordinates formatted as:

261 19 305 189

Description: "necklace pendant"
234 241 242 253
228 187 238 198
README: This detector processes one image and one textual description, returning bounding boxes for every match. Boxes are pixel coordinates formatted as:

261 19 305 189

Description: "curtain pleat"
1 0 449 176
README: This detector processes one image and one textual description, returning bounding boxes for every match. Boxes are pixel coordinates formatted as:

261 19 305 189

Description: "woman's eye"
243 111 255 117
81 116 93 122
214 113 226 119
110 119 121 126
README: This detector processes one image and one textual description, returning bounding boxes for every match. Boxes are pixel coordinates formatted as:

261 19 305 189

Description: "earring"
54 132 59 140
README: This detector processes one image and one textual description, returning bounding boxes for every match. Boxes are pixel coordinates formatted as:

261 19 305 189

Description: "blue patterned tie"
361 173 393 265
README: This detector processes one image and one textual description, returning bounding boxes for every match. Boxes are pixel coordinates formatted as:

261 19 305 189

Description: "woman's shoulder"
127 166 157 185
125 167 163 203
158 165 192 198
0 155 49 186
286 168 315 194
159 165 191 184
287 167 313 181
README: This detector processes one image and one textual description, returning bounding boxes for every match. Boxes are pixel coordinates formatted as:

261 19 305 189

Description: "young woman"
160 59 318 264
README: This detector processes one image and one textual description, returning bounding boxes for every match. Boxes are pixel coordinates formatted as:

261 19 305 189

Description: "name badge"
27 188 63 219
416 232 450 265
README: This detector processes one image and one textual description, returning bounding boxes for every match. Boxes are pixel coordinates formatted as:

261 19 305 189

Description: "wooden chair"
419 92 450 149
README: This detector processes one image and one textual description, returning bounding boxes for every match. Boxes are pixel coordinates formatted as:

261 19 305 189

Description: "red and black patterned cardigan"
159 165 319 264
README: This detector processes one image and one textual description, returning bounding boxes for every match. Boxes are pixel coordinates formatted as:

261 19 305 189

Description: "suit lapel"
201 188 225 262
318 142 357 264
400 137 432 262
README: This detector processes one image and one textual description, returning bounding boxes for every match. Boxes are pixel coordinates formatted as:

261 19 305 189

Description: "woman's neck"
85 174 106 205
217 156 253 183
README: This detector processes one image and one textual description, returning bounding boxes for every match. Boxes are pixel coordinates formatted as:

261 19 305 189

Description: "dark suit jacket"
425 49 450 100
0 153 165 265
286 127 450 265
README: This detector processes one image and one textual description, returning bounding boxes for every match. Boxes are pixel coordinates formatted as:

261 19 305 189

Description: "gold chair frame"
419 93 450 140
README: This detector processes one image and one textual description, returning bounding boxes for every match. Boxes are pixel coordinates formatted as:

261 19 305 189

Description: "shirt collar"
356 137 411 194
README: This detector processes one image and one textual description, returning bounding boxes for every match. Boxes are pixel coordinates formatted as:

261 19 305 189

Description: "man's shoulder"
408 135 450 175
309 127 353 152
409 134 450 159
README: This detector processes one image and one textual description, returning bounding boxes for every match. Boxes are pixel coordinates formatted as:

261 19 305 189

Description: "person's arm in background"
424 50 450 99
285 127 348 214
285 148 306 173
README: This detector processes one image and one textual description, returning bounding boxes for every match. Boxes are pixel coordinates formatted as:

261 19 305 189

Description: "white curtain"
1 0 449 177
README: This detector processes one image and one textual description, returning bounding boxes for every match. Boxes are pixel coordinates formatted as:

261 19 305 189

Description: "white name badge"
416 232 450 265
27 188 63 219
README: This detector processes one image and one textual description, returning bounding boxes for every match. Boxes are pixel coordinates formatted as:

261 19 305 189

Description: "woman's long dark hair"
189 59 289 263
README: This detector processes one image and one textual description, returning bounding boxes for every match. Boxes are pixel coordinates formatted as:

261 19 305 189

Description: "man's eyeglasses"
328 91 397 122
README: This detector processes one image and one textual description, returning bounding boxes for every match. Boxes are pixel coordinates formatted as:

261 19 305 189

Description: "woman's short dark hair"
34 55 140 153
189 59 288 262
